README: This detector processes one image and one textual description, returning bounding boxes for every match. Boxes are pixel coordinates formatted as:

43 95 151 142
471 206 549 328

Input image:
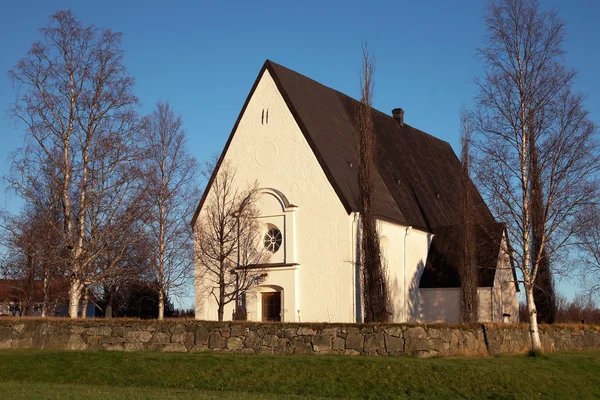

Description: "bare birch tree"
194 161 266 321
7 10 142 318
471 0 599 350
357 44 388 322
458 111 479 323
140 101 199 320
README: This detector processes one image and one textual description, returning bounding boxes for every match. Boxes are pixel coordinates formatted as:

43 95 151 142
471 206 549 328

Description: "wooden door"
261 292 281 322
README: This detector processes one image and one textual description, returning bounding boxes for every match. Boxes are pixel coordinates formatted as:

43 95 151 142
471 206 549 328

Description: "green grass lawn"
0 350 599 399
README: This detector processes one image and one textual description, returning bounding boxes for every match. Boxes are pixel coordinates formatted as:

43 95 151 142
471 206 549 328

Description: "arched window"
256 188 296 264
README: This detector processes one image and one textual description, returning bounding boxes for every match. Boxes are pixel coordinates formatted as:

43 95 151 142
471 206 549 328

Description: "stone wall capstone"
0 320 598 357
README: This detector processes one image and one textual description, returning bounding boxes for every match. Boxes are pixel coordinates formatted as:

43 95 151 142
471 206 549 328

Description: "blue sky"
1 0 599 304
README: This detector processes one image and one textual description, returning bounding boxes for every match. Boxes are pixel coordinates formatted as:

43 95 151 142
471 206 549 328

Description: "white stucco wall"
478 287 493 322
378 221 431 323
419 288 460 323
417 287 503 323
195 69 354 322
477 235 519 323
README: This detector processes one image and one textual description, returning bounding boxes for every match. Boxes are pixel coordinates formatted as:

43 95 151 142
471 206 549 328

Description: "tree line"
519 294 600 325
0 10 198 319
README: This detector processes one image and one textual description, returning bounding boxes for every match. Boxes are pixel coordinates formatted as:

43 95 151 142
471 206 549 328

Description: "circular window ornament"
264 228 282 253
254 139 279 167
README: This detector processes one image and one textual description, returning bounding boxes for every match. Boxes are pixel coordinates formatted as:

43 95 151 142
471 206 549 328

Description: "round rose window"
264 228 282 253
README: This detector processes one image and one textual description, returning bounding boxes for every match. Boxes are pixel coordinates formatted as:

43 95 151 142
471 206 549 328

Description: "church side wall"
378 221 431 323
478 287 493 322
417 287 506 323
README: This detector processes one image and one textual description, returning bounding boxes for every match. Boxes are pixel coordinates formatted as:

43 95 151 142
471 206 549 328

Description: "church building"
192 60 519 324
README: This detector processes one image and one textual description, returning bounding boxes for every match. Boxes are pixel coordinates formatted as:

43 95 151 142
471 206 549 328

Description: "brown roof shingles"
267 60 496 230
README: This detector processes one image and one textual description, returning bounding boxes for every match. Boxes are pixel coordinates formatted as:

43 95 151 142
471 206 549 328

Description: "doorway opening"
261 292 281 322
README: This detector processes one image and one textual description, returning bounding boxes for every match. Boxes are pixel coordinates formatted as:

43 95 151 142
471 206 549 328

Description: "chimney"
392 108 404 126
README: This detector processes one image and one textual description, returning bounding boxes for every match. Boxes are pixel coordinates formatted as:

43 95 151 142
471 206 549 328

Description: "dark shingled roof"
419 224 505 288
191 60 512 289
266 60 497 230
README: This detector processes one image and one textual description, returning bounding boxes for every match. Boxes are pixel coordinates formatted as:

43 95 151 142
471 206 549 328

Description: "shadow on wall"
370 259 424 323
408 260 425 322
389 276 400 321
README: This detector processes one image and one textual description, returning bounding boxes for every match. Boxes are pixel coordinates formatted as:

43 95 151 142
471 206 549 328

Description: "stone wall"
0 320 599 357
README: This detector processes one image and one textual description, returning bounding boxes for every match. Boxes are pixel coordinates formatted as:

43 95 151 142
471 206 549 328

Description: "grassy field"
0 350 599 399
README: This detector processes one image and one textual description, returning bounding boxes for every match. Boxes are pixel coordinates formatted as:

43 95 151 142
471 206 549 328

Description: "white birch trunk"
68 278 82 318
158 289 165 320
41 270 50 318
525 283 542 351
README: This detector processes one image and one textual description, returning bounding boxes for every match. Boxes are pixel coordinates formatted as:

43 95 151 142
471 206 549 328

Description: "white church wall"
478 287 493 322
195 69 353 322
478 236 519 323
417 287 507 323
418 288 460 323
377 220 431 323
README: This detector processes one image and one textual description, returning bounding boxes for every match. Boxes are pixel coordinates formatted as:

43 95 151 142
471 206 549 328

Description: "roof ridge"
267 60 454 150
266 60 343 91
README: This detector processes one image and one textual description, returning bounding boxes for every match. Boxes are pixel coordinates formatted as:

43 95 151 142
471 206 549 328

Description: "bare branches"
6 10 143 318
140 101 199 319
0 207 64 316
194 161 267 321
458 110 479 323
357 43 389 322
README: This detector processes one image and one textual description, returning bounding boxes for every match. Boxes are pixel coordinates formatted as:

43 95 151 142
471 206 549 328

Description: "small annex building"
192 60 519 324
